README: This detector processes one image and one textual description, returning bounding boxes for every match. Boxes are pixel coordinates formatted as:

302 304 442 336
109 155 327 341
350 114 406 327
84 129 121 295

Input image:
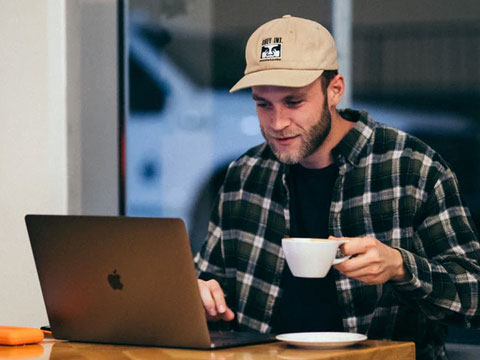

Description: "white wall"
0 0 119 327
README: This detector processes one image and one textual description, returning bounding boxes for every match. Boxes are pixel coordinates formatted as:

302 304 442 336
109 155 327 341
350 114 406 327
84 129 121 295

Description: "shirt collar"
332 109 376 167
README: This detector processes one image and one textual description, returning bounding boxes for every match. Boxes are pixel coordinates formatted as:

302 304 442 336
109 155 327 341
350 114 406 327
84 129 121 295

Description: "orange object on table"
0 326 44 346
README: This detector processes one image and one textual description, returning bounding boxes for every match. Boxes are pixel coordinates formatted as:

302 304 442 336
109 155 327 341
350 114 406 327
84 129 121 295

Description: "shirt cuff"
390 247 433 299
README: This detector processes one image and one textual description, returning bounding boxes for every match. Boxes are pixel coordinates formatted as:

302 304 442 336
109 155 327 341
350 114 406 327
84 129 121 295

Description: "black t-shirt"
271 163 343 333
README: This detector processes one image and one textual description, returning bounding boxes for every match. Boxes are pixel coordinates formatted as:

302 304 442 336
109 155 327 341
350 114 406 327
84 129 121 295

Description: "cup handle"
332 239 351 265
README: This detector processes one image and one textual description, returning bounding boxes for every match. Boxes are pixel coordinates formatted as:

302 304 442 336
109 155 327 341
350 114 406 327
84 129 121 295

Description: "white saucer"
276 332 367 349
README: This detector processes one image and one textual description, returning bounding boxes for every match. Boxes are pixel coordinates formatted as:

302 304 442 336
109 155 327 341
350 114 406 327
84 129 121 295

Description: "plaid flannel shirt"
195 109 480 359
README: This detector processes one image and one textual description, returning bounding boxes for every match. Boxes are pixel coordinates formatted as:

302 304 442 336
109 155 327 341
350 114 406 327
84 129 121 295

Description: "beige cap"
230 15 338 92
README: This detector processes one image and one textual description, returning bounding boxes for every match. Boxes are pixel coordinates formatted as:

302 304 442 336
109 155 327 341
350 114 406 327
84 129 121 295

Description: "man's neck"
299 110 355 169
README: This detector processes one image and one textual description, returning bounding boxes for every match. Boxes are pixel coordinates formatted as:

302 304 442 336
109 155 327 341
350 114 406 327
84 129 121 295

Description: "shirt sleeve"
194 185 237 307
392 168 480 328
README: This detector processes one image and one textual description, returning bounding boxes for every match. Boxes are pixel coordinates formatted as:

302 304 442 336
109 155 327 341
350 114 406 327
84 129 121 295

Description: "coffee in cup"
282 237 349 278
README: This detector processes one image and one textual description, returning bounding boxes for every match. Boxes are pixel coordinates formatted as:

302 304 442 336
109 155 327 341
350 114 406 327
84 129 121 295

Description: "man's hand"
332 236 412 285
197 279 235 322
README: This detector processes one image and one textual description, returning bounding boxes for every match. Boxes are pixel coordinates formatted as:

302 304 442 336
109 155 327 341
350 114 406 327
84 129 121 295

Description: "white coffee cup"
282 237 350 278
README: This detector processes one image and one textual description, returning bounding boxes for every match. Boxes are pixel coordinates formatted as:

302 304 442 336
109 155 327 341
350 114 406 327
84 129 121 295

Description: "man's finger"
198 280 218 317
221 308 235 322
340 237 377 256
334 253 369 273
209 281 228 314
198 279 235 322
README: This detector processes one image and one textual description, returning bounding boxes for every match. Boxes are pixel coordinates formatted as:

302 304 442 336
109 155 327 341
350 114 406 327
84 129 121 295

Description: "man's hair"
320 70 338 93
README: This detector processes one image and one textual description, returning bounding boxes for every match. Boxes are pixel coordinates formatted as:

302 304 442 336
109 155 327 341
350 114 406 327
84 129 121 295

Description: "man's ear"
327 74 345 108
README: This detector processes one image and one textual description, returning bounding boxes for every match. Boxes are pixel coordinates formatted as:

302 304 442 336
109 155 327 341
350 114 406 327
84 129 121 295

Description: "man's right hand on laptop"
197 279 235 322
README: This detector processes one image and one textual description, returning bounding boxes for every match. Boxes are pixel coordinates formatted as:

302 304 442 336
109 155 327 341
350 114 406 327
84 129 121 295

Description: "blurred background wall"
0 0 64 328
0 0 120 327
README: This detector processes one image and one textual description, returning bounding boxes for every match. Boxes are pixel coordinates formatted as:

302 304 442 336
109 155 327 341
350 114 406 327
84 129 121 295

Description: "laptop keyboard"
209 331 276 348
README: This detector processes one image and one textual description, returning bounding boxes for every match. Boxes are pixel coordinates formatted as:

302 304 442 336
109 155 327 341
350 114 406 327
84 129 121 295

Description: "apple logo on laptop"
108 269 124 290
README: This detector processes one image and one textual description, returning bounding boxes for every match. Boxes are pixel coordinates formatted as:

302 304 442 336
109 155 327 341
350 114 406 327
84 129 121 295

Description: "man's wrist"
390 249 412 282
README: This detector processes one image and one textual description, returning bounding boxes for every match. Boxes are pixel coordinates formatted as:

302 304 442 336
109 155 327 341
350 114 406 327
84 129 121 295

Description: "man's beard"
261 100 331 165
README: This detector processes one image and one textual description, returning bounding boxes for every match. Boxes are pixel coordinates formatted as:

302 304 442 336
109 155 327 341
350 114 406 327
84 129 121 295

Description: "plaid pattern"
195 109 480 359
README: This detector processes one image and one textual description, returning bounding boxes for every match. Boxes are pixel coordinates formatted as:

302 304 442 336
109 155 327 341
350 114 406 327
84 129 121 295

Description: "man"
195 15 480 359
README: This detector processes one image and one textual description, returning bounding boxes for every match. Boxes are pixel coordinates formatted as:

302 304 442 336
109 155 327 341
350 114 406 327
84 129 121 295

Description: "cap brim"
229 69 325 93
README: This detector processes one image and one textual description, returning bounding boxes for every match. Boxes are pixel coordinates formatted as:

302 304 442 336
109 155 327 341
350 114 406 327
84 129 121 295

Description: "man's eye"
286 100 302 107
256 102 269 108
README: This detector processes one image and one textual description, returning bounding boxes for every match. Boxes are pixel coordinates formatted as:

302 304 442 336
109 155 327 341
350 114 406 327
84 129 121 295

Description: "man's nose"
270 107 290 131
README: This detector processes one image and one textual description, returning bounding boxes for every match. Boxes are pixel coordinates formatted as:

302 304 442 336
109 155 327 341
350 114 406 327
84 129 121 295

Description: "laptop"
25 215 275 349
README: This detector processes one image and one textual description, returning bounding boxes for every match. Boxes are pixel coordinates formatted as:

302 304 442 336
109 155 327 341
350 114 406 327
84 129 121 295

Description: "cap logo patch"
260 37 282 61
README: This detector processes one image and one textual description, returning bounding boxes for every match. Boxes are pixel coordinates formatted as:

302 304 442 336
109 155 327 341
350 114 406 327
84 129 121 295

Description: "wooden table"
0 339 415 359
